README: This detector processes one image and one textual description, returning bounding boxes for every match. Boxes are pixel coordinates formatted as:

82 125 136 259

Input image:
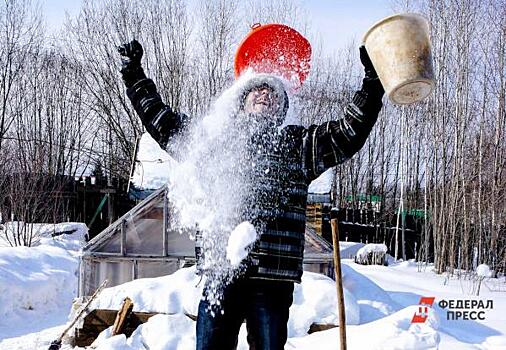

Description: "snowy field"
0 225 505 349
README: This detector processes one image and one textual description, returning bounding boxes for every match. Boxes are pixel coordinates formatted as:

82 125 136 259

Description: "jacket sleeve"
122 67 189 151
302 77 384 183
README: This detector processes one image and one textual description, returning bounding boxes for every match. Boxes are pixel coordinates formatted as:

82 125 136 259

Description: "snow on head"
164 71 292 307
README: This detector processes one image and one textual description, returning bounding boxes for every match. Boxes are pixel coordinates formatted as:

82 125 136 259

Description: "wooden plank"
306 213 323 220
307 202 324 235
308 323 338 334
112 297 134 336
307 203 323 208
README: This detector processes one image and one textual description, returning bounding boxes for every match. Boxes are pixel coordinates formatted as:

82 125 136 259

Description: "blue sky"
43 0 394 55
306 1 393 52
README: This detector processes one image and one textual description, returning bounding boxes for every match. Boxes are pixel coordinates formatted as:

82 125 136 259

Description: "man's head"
239 75 289 126
244 85 278 115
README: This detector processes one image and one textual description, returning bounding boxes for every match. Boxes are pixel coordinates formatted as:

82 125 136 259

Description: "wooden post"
331 209 347 350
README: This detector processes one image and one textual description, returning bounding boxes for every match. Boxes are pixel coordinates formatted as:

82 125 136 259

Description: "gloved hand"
359 45 378 79
359 45 384 97
118 39 146 87
118 39 144 65
118 39 144 68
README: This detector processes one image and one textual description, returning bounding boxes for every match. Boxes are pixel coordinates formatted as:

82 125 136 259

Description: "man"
118 39 384 349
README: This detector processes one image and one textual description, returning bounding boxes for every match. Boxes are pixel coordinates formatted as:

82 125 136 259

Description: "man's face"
243 86 279 116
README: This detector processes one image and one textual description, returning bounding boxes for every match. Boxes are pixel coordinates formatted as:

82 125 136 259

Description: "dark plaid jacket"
123 69 383 283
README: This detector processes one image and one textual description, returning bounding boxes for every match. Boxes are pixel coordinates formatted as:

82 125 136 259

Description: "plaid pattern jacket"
123 69 383 283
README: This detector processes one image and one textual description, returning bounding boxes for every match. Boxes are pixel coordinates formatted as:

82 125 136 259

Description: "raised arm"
303 46 384 182
118 40 189 150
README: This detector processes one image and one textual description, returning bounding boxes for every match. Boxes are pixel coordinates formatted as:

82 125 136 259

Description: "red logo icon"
411 297 435 323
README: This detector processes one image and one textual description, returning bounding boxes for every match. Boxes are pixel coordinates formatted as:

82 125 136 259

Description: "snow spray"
165 71 294 313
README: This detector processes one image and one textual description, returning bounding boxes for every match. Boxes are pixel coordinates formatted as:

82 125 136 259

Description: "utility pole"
81 176 87 224
107 174 114 225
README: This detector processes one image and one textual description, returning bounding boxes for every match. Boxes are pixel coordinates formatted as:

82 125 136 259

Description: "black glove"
118 39 143 67
359 45 378 79
118 39 146 87
359 45 384 97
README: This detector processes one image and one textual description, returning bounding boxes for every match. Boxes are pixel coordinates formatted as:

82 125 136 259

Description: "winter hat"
239 74 289 125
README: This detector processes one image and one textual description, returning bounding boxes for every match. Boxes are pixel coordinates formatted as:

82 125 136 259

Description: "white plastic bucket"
363 13 434 105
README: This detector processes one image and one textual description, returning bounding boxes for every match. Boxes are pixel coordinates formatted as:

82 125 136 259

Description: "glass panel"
97 261 133 288
124 191 164 255
166 228 195 257
93 189 196 257
96 226 121 253
125 217 163 255
137 259 180 279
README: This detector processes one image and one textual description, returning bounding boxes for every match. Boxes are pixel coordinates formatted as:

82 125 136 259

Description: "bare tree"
194 0 240 111
0 0 42 151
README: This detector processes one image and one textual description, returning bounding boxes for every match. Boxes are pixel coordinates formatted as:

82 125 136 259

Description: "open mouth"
255 97 270 106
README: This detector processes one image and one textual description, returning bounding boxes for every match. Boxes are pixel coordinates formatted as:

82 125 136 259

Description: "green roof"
345 194 382 202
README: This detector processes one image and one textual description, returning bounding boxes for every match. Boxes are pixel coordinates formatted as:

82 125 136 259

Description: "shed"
307 168 334 204
79 186 335 296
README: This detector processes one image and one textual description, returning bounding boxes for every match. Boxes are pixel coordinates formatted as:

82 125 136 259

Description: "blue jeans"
196 278 294 350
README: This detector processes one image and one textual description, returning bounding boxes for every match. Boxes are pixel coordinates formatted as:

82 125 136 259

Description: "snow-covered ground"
0 223 86 348
0 222 88 248
0 231 505 350
347 261 506 350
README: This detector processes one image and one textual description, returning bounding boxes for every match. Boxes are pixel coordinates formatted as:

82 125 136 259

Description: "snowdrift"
87 263 413 349
0 223 86 340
